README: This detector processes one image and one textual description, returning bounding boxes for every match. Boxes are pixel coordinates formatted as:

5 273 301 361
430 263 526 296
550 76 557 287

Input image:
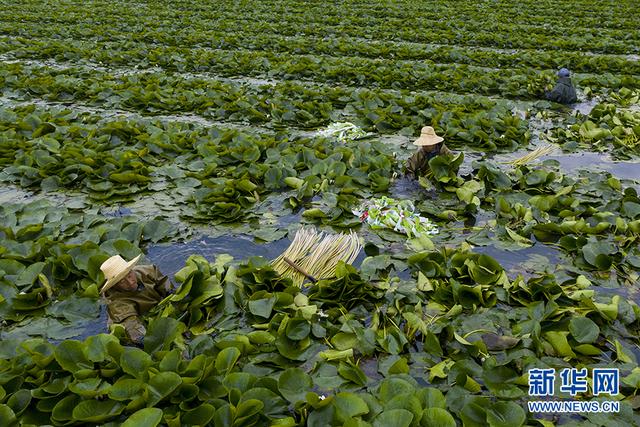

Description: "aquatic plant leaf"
51 395 80 422
122 407 163 427
68 378 109 398
459 396 489 427
144 317 186 353
54 340 93 373
182 403 215 425
120 347 153 380
371 409 412 427
581 240 615 269
14 262 45 287
486 402 525 427
420 408 456 427
72 399 125 423
417 388 446 409
235 399 264 424
469 254 504 286
278 368 312 403
108 378 145 401
0 405 17 426
215 347 241 375
48 295 100 323
504 227 533 247
334 392 369 421
285 317 311 340
377 378 415 402
6 389 30 417
142 220 174 243
569 317 600 344
145 372 182 406
248 295 277 318
240 388 288 417
543 331 576 358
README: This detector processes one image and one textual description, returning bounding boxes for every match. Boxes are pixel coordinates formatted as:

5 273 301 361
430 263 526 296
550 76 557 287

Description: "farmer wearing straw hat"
405 126 453 179
545 68 577 104
100 255 172 346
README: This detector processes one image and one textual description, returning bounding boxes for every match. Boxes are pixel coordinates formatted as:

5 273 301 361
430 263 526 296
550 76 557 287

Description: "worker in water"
545 68 578 104
405 126 453 179
100 254 172 346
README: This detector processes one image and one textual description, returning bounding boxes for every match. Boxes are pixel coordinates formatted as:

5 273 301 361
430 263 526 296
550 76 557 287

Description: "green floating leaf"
215 347 241 375
234 399 264 425
182 403 215 426
145 371 182 406
85 334 120 363
0 404 17 426
72 399 125 423
122 408 163 427
278 368 312 403
334 392 369 422
120 347 153 380
285 317 311 340
144 317 186 353
486 402 526 427
54 340 93 373
142 219 174 243
108 378 145 401
543 331 576 358
581 240 615 270
420 407 456 427
418 388 447 410
248 296 277 318
569 316 600 344
68 378 109 398
372 409 413 427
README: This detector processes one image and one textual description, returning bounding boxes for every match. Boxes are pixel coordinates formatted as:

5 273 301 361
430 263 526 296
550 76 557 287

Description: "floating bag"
352 196 439 238
317 122 370 143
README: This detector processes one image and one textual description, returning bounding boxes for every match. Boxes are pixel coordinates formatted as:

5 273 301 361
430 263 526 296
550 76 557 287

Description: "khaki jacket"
104 265 171 343
405 143 453 179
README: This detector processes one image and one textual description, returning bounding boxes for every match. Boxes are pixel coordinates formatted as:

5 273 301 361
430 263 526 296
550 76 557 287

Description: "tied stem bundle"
272 228 361 287
506 144 557 166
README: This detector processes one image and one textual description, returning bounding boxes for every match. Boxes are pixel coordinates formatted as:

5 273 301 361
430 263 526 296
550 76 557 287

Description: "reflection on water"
146 234 292 279
492 149 640 184
473 242 563 279
595 286 640 306
543 152 640 181
146 232 368 281
572 98 600 115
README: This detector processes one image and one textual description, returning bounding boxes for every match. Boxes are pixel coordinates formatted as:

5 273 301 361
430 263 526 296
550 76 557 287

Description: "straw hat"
100 254 141 294
413 126 444 146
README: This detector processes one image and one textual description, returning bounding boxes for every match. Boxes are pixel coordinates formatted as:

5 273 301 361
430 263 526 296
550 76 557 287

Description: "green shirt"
104 264 171 343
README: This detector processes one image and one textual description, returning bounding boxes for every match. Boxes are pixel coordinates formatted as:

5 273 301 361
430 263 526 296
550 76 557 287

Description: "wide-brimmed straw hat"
100 254 141 294
413 126 444 146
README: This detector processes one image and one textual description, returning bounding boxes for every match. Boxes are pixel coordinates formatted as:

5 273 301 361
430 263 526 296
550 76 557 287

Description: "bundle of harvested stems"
506 144 557 166
272 228 362 286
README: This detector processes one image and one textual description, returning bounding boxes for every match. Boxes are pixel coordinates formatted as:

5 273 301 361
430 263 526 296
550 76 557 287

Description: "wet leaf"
278 368 312 403
569 317 600 344
122 408 163 427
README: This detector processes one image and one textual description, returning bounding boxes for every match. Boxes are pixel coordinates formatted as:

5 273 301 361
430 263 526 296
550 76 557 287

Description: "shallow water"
572 97 600 115
147 230 368 281
543 152 640 181
146 234 292 279
474 242 563 279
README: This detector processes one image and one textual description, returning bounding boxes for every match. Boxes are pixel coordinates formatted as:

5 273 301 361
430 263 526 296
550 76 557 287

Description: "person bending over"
545 68 578 104
405 126 453 179
100 254 171 346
